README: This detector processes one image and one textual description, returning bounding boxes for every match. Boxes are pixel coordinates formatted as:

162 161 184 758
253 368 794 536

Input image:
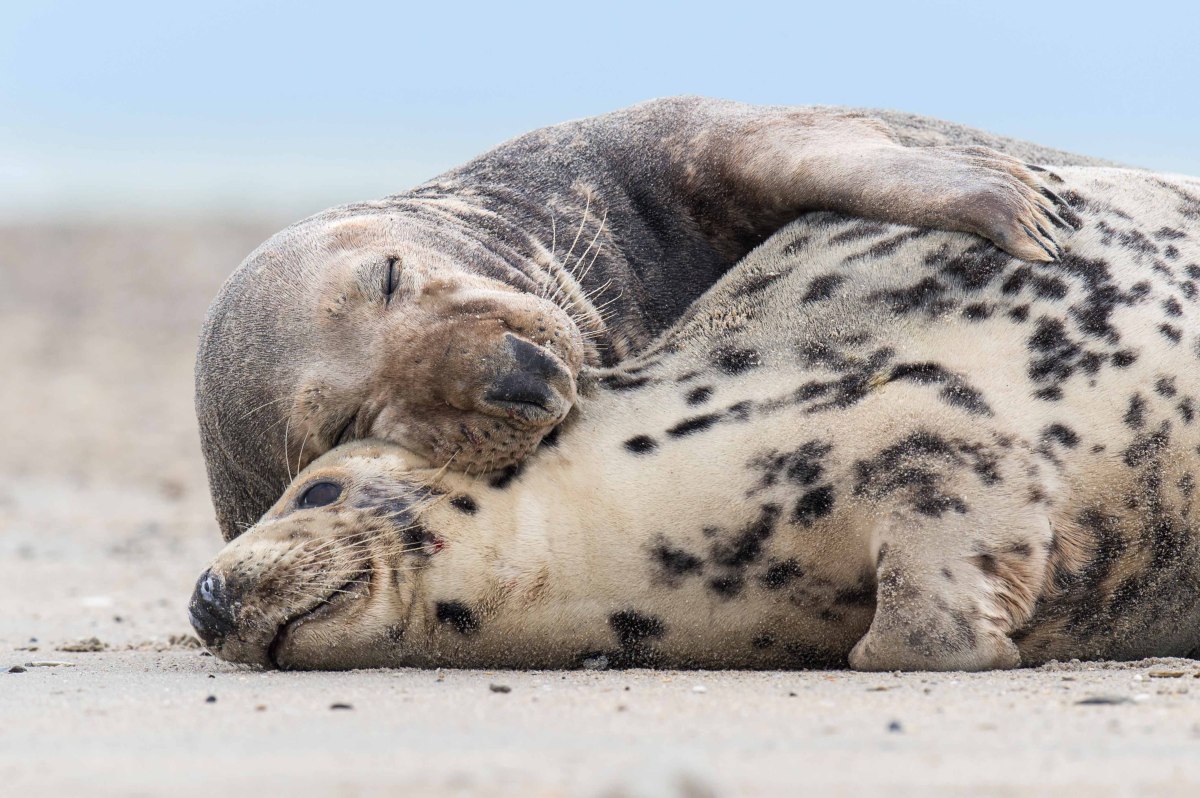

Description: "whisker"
560 190 593 268
283 414 294 481
235 395 293 424
295 428 311 482
572 207 608 283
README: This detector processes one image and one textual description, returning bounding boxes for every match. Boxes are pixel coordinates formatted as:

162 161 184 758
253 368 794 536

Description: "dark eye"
298 481 342 509
383 257 400 303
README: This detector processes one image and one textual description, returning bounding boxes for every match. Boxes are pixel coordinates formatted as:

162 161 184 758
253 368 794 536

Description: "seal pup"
191 167 1200 671
196 97 1087 541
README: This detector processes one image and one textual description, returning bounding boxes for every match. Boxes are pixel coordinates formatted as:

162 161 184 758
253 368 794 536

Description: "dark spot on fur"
712 347 762 375
708 575 745 598
793 486 835 526
759 559 804 590
667 414 721 437
1156 377 1178 398
853 431 972 518
1160 324 1183 344
734 269 788 298
871 277 955 316
892 362 993 417
1001 266 1069 300
1179 398 1196 424
751 634 775 649
974 552 998 576
607 611 665 667
710 505 781 569
686 386 713 406
1123 421 1171 467
828 221 890 245
652 541 703 577
726 400 753 421
600 374 652 392
848 229 934 262
750 440 833 492
801 273 846 303
962 302 992 321
1041 424 1080 448
624 435 658 454
435 601 479 635
489 462 524 490
449 495 478 515
1111 349 1138 368
1124 394 1146 429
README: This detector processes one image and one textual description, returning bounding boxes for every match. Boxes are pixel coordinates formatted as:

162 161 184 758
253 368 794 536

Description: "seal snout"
480 333 575 426
188 569 239 649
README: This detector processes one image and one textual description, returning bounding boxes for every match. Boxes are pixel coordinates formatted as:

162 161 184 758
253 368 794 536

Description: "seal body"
196 97 1085 540
192 167 1200 671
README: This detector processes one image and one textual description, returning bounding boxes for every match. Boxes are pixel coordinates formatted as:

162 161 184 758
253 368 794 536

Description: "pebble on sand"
1076 695 1134 705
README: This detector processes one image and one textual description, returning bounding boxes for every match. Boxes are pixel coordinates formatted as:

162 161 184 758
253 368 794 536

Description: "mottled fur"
193 167 1200 672
196 97 1084 541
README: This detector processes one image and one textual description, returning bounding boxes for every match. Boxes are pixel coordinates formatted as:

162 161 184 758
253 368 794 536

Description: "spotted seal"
191 166 1200 671
196 97 1088 541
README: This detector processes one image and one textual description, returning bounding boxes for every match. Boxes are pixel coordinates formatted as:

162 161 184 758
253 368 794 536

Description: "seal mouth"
267 566 372 669
481 385 571 426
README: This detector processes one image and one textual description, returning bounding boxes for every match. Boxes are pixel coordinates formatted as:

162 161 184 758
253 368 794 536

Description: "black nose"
483 334 573 422
188 569 238 648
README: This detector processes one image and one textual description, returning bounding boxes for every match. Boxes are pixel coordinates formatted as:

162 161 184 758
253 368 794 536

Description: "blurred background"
0 0 1196 644
3 0 1197 220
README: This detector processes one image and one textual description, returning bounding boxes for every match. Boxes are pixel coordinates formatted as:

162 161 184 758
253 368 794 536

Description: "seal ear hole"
298 481 343 509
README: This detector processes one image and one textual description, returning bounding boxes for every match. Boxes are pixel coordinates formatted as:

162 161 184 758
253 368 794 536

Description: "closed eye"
384 256 400 304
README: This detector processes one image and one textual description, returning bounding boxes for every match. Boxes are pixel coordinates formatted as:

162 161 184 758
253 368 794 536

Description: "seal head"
188 440 439 669
196 210 585 539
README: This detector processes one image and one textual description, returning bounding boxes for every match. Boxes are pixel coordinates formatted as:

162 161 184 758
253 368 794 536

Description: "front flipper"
724 114 1072 263
847 435 1054 671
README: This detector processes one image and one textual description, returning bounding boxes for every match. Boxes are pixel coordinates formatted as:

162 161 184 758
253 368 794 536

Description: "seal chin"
267 566 373 670
188 559 374 668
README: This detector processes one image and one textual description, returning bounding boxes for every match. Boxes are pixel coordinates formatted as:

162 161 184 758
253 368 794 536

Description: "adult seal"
196 97 1095 540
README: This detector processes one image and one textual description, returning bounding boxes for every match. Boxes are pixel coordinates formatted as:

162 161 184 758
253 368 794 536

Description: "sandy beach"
4 219 1200 797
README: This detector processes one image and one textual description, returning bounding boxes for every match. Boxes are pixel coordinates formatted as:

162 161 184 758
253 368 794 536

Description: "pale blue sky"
2 0 1196 219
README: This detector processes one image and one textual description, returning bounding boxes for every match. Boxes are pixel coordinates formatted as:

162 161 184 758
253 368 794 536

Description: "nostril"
188 568 239 647
504 333 566 380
